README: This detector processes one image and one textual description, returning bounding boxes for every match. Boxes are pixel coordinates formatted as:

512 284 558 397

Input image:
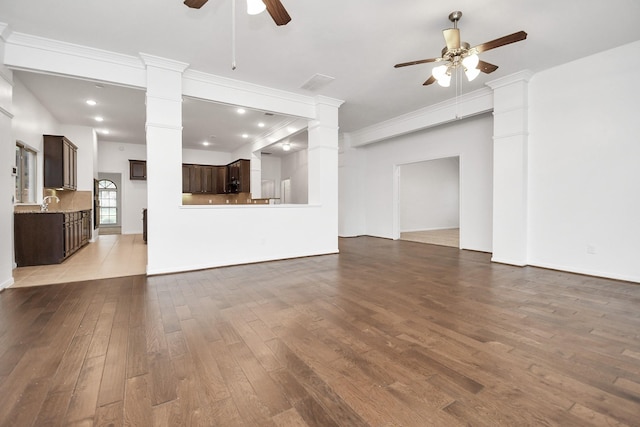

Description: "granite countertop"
14 209 90 214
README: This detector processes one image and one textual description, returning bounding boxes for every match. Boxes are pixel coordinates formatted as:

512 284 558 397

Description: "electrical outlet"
586 244 596 255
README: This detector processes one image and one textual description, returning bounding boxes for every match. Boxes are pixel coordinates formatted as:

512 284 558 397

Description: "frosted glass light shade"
247 0 266 15
465 67 481 81
437 74 451 87
432 65 448 80
462 53 479 69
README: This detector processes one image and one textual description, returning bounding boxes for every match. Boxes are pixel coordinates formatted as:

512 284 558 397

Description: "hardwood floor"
1 236 639 426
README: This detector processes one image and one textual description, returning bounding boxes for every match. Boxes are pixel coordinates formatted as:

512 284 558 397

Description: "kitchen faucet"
41 195 60 212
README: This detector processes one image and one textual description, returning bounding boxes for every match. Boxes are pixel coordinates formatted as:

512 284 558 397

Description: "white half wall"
399 157 460 233
527 40 640 282
360 113 493 252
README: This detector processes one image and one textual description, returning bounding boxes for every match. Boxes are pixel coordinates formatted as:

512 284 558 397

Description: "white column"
307 96 343 236
140 54 188 274
0 23 15 289
487 71 533 266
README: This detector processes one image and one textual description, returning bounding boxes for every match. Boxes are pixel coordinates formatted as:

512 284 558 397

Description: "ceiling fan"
184 0 291 26
395 11 527 87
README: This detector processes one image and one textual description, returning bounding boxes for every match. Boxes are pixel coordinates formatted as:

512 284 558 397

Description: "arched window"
98 179 118 225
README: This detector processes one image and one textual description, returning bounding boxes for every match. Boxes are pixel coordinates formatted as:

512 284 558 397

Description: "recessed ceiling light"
95 84 104 89
242 133 249 138
94 116 104 122
237 108 246 114
86 99 97 106
202 141 210 146
258 122 265 128
100 129 110 135
282 143 291 151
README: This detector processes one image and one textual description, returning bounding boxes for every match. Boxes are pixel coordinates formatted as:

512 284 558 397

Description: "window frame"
15 141 38 204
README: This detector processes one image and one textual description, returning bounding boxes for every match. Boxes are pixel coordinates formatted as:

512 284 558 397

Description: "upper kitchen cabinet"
129 160 147 180
227 159 250 193
43 135 77 190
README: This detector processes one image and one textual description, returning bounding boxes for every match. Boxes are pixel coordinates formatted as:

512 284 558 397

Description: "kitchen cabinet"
182 164 192 193
129 160 147 180
189 165 216 193
227 159 250 193
44 135 77 190
14 210 91 267
181 159 249 194
215 166 227 194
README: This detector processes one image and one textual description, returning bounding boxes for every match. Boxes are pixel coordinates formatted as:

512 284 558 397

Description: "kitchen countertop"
14 209 90 214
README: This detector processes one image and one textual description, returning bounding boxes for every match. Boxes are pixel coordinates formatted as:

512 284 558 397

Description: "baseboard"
400 226 459 233
491 256 527 267
0 275 15 291
529 260 640 284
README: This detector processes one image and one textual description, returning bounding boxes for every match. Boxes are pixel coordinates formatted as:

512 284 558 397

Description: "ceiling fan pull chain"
231 0 237 70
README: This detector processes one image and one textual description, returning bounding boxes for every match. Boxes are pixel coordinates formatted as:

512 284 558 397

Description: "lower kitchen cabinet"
14 210 91 267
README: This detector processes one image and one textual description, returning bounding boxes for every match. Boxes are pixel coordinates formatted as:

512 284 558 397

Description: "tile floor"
11 234 147 288
400 228 460 248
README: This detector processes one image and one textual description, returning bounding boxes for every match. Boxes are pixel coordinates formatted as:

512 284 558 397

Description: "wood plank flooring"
1 236 639 426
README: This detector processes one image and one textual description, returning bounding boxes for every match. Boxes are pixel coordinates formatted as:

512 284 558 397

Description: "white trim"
7 31 144 71
528 260 640 284
183 69 317 118
485 70 534 89
0 276 14 291
139 53 189 73
347 87 493 147
491 256 527 267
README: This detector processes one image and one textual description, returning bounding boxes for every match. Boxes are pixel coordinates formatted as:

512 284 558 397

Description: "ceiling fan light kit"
395 11 527 88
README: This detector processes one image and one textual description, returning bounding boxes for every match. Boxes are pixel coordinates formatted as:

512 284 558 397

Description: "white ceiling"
3 0 640 152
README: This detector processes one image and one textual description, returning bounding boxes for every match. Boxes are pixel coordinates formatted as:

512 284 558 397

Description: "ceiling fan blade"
472 30 527 54
423 76 437 86
477 60 499 74
394 57 440 68
263 0 291 26
184 0 208 9
443 28 460 51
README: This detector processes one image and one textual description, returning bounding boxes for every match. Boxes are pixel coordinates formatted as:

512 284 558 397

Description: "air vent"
300 73 335 92
264 112 274 116
262 152 273 155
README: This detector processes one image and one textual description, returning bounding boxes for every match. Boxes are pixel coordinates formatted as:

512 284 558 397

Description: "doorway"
98 172 122 235
397 157 460 248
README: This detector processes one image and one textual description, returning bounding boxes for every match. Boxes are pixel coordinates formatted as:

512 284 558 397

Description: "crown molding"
0 22 12 42
183 69 317 119
314 95 345 109
6 31 144 71
347 87 493 147
139 53 189 73
485 70 534 90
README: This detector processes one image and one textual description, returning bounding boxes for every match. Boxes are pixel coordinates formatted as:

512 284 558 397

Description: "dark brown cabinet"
14 210 91 267
44 135 77 190
189 165 216 193
181 160 249 194
227 159 250 193
129 160 147 180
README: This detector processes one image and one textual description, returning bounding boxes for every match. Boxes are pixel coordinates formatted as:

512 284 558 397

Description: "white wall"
97 141 147 234
400 157 459 232
261 155 282 199
60 125 97 192
182 148 231 165
527 40 640 282
0 35 14 289
280 149 308 204
12 77 60 201
361 113 493 252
